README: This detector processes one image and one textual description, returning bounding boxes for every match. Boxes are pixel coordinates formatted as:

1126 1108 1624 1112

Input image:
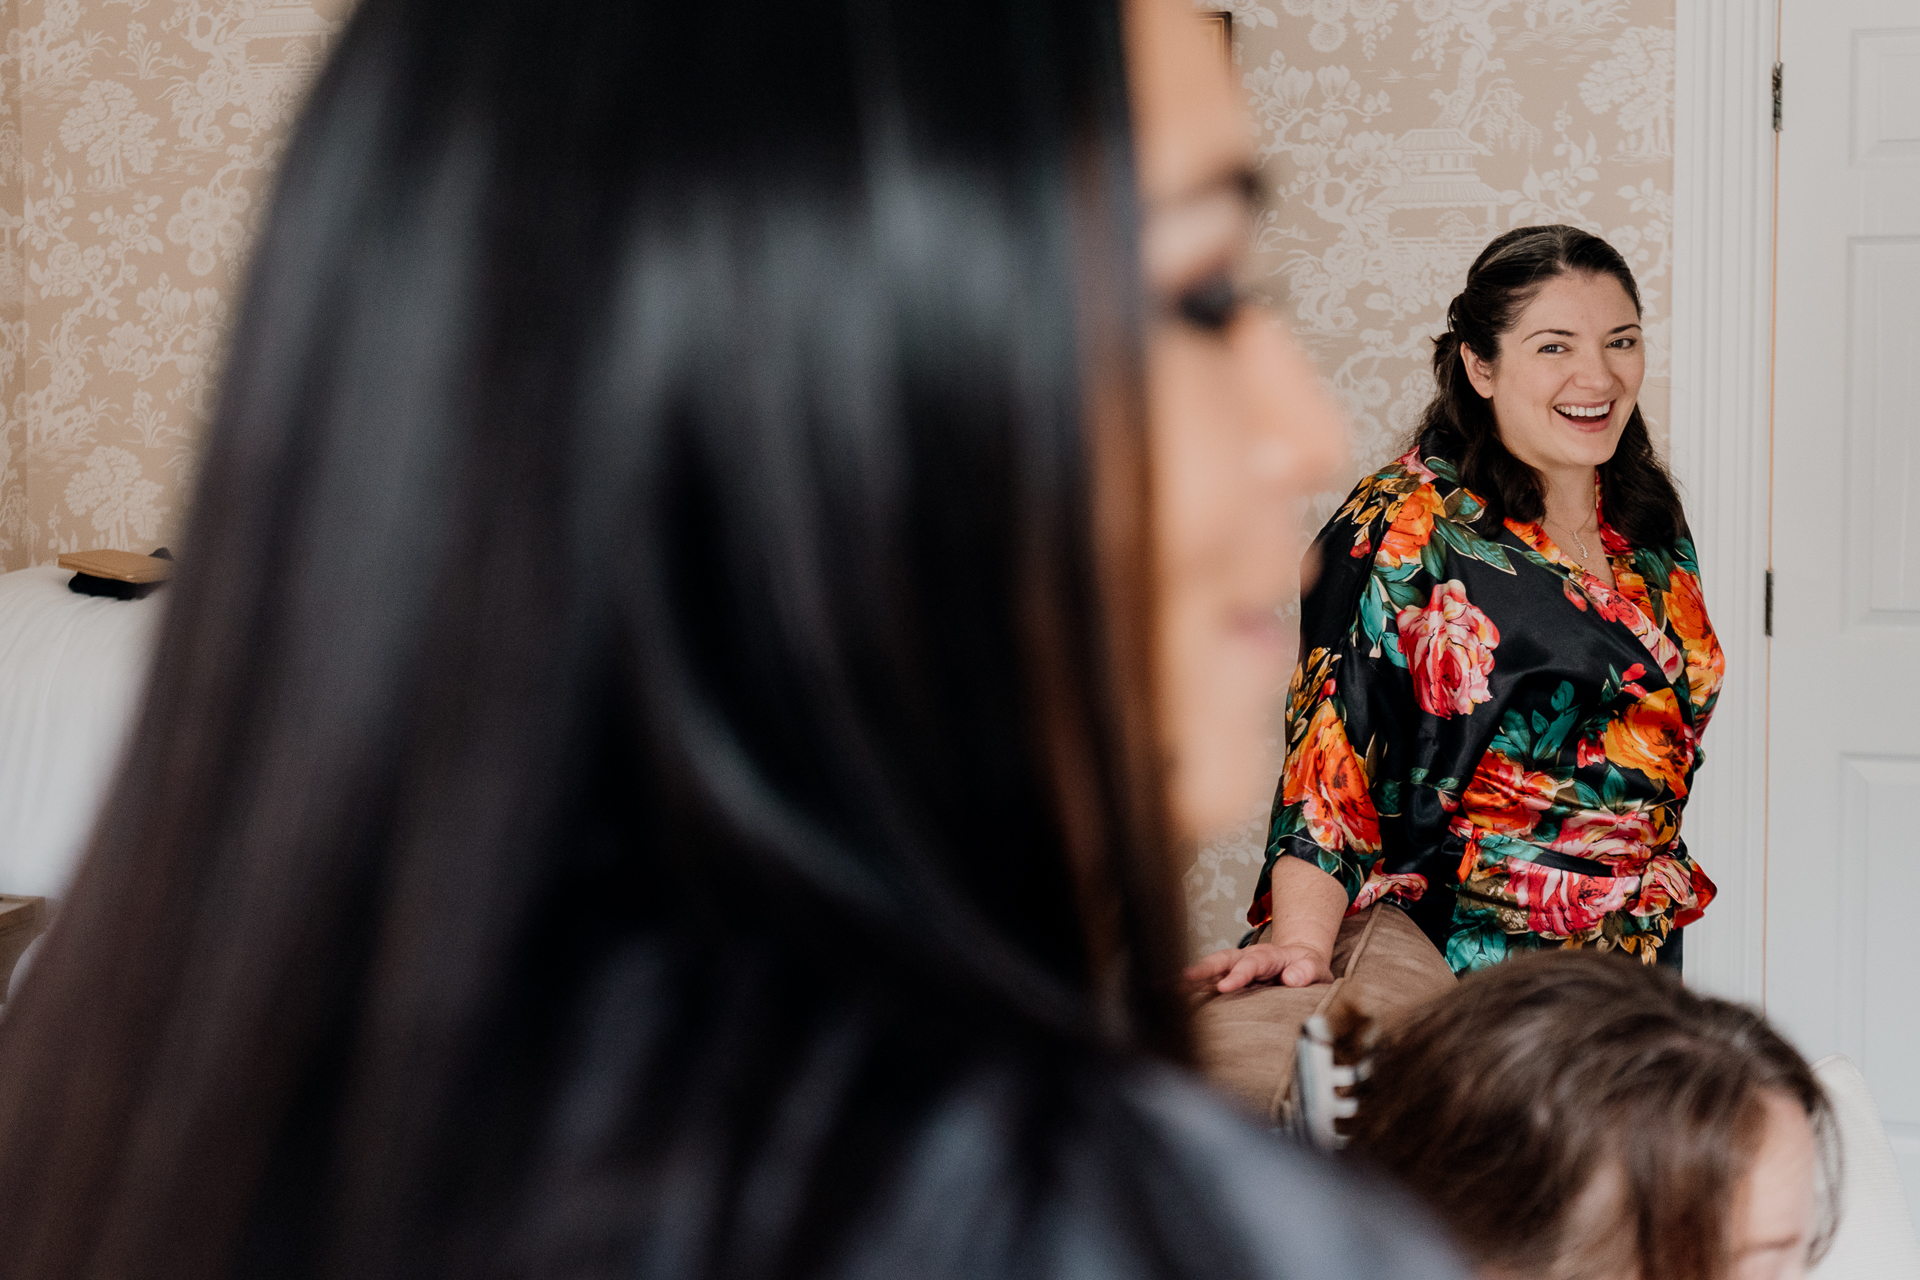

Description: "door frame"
1668 0 1777 1004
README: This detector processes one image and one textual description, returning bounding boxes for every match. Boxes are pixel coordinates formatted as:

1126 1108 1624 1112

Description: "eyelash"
1177 274 1242 333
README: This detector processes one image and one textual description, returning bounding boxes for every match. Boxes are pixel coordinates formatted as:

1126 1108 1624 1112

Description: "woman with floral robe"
1255 444 1721 972
1190 226 1724 985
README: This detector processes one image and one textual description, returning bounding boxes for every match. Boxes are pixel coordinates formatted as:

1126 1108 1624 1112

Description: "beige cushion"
1192 903 1455 1122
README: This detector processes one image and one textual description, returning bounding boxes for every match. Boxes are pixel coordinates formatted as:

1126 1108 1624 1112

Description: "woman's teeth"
1555 403 1611 419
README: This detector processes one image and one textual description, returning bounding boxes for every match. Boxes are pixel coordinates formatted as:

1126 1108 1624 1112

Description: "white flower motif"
1579 28 1674 160
64 446 161 547
57 80 159 190
167 183 252 277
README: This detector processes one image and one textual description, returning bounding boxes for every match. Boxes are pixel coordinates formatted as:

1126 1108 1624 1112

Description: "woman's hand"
1186 857 1349 994
1185 941 1335 992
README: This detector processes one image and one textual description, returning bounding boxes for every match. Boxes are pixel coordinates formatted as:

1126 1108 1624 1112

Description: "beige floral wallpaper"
0 0 349 572
1184 0 1676 955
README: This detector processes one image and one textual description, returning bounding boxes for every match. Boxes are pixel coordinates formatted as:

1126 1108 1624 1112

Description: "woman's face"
1728 1090 1820 1280
1461 271 1644 487
1126 0 1347 842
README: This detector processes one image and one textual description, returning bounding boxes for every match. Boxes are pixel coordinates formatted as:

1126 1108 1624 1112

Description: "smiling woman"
1190 225 1723 989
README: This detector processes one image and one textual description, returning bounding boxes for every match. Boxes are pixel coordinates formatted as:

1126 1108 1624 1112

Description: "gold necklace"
1554 511 1599 565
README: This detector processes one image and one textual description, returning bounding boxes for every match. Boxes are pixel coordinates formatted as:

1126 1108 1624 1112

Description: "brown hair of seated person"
1344 951 1837 1280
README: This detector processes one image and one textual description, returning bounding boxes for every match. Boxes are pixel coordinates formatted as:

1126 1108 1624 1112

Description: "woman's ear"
1460 343 1497 401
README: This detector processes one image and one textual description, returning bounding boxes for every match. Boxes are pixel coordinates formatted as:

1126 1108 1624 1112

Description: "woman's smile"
1554 399 1614 429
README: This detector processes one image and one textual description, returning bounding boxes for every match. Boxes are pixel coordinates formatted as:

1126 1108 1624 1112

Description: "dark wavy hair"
1420 225 1684 546
1347 951 1840 1280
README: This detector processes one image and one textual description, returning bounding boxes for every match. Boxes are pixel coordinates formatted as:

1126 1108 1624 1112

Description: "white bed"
0 565 160 902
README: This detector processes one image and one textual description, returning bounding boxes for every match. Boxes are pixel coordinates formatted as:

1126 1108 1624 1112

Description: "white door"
1770 0 1920 1219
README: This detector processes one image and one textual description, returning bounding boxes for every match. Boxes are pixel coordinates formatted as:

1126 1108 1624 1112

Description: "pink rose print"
1396 580 1500 718
1548 807 1658 866
1505 861 1633 938
1352 870 1430 912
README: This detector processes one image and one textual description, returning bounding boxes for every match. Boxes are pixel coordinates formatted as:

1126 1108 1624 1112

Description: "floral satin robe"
1250 444 1725 972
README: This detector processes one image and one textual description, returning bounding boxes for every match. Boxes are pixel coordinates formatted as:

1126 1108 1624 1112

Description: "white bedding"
0 566 160 900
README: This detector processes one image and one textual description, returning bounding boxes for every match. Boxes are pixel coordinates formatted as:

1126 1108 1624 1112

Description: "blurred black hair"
1419 225 1684 546
0 2 1260 1277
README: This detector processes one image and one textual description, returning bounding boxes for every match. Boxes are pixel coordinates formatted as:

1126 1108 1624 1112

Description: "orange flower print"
1461 749 1556 838
1376 486 1445 568
1602 687 1695 797
1505 861 1632 938
1664 567 1725 711
1283 700 1382 854
1396 580 1500 718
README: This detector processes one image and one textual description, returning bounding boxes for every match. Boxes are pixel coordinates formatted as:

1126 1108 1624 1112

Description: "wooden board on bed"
56 549 174 585
0 896 47 1002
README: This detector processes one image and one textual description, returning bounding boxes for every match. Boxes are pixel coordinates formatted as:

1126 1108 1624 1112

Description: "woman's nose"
1240 314 1348 496
1571 348 1615 390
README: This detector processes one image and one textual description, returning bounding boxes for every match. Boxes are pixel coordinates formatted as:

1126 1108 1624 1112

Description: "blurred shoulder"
1098 1066 1470 1280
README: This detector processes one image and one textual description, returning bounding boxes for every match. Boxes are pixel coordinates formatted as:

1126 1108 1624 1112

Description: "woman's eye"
1609 336 1637 349
1539 343 1566 354
1176 274 1241 333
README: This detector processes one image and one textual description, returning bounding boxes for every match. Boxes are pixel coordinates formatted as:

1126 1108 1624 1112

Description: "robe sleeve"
1250 478 1478 934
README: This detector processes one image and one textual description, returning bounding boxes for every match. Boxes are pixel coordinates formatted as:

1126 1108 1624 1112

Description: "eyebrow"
1522 323 1643 341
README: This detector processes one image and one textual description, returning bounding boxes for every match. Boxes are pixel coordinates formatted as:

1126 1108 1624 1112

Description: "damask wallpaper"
0 0 349 573
1184 0 1676 955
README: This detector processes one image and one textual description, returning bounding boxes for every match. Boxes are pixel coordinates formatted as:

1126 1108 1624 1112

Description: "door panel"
1771 0 1920 1221
1838 758 1920 1203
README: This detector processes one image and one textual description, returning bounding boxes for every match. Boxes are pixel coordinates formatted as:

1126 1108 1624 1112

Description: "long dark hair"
0 2 1224 1276
1420 225 1684 546
1347 952 1839 1280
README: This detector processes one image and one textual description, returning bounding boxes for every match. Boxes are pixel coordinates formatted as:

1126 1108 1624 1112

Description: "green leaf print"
1442 487 1484 523
1377 560 1428 610
1359 582 1387 648
1671 536 1700 578
1446 923 1509 973
1533 683 1581 761
1494 708 1533 759
1431 517 1516 573
1376 778 1402 817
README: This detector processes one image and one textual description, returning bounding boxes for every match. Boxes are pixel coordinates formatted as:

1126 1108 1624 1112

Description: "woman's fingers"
1186 943 1334 993
1182 949 1240 985
1214 956 1259 993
